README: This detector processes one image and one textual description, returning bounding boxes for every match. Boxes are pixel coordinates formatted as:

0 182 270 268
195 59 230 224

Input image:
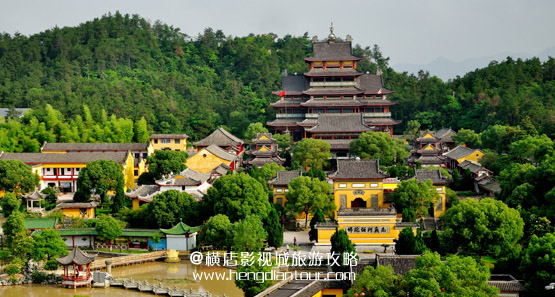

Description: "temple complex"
268 26 400 156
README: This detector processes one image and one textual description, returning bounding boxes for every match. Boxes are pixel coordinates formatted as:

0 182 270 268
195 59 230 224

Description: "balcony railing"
362 112 391 118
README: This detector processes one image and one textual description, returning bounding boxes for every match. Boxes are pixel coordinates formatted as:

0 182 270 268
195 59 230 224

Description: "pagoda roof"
364 118 402 126
357 74 394 94
193 128 243 147
252 133 276 143
56 247 97 266
301 99 363 107
304 69 362 77
244 156 285 166
297 119 318 127
323 139 352 150
24 218 58 230
0 151 129 165
270 99 304 107
306 114 372 133
329 159 388 180
273 75 309 95
415 169 452 185
435 128 456 142
267 118 302 127
160 220 200 235
416 131 441 142
408 155 448 165
303 87 363 95
41 142 149 152
23 189 48 200
150 133 189 139
305 41 360 61
268 170 302 186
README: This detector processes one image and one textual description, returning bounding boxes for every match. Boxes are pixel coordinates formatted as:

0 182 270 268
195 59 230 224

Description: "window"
284 189 289 192
276 198 283 206
161 139 171 144
46 168 51 172
370 183 378 188
154 139 158 144
175 139 180 144
436 187 443 191
352 183 365 188
338 184 347 188
134 153 139 159
276 189 283 193
134 170 139 176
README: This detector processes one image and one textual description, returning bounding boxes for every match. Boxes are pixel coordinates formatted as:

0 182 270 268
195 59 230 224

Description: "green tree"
3 211 26 249
75 159 125 202
199 214 232 249
243 122 268 141
309 208 326 242
232 215 267 252
0 192 21 218
95 214 123 251
403 252 499 297
273 133 292 152
452 128 481 148
0 160 39 194
520 233 555 295
12 232 35 260
405 120 421 139
264 206 283 248
292 138 332 170
285 176 335 229
443 198 524 258
330 228 357 272
349 131 408 166
32 229 67 261
345 265 404 297
391 179 438 218
235 261 273 297
146 150 189 180
203 173 270 222
133 116 149 143
248 163 284 193
146 190 200 228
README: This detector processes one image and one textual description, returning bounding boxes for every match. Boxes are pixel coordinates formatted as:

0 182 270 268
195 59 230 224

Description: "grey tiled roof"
22 190 48 200
488 275 526 292
41 142 149 152
415 169 452 185
306 41 359 61
270 99 304 107
158 168 211 186
458 160 484 173
0 151 129 164
253 133 275 143
244 156 285 165
301 99 363 107
150 133 189 139
267 118 302 127
435 128 456 142
58 201 99 209
364 118 402 125
358 99 397 105
443 145 481 160
212 163 231 175
297 119 318 126
329 159 387 180
267 170 302 186
193 128 243 147
204 144 237 161
323 139 352 150
277 75 309 94
375 254 418 276
306 114 372 132
56 247 97 265
416 131 439 141
125 185 161 198
357 74 394 94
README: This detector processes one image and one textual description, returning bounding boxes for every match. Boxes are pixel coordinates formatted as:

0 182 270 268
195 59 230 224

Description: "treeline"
0 12 554 140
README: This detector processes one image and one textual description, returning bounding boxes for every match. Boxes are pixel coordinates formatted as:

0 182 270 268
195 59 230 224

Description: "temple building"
267 26 400 155
443 145 485 170
149 134 189 152
193 127 244 155
407 128 456 168
267 170 302 207
243 133 284 168
57 247 97 288
414 169 452 218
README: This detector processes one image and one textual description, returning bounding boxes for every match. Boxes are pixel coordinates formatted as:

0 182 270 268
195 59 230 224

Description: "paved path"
283 231 310 245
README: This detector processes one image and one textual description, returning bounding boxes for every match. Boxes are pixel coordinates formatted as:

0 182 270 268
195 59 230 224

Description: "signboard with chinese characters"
345 225 390 234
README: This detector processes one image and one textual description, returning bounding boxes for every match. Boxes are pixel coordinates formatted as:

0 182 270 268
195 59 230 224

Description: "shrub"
4 263 20 276
44 258 59 270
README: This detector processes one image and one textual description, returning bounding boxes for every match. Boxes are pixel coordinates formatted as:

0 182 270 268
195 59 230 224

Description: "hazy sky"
1 0 554 65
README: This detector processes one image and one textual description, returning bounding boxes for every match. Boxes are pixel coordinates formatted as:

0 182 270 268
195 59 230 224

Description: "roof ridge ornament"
328 22 336 43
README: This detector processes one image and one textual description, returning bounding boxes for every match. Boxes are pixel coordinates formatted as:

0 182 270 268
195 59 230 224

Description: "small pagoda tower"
243 133 284 169
56 247 97 288
160 219 200 251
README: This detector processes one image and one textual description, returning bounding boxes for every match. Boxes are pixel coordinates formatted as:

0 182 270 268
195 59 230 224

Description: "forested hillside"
0 12 553 142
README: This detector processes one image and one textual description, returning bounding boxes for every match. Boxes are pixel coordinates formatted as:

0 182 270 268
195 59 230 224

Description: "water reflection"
0 260 243 297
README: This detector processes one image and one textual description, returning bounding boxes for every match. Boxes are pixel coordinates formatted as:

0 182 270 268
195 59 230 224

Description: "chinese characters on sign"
345 225 390 234
189 251 358 267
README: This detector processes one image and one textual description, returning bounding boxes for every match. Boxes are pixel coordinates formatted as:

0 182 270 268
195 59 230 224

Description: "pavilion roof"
193 128 243 147
268 170 302 186
56 247 97 266
22 189 48 200
160 220 200 235
305 41 360 61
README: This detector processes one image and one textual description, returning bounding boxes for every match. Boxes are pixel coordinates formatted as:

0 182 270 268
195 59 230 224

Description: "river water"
0 260 244 297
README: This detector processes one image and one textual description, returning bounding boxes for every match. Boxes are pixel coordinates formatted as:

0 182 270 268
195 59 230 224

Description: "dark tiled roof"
41 142 149 152
245 156 285 165
306 114 372 132
435 128 456 142
357 74 394 94
415 169 452 185
375 254 418 276
411 155 448 165
304 68 362 76
125 185 161 199
323 139 352 150
212 163 231 175
329 159 387 180
306 41 359 61
301 99 363 107
358 99 397 106
297 119 318 126
56 247 97 265
270 99 304 107
267 170 302 186
193 128 243 147
458 160 485 174
158 169 211 186
364 118 402 125
488 275 526 292
58 201 99 209
277 75 309 94
416 131 439 141
150 133 189 139
23 190 48 200
443 145 480 160
204 144 237 161
303 87 363 95
267 118 302 127
0 151 129 164
479 178 501 193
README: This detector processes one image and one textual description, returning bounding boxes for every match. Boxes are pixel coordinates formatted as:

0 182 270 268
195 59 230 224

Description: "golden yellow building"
443 145 484 169
0 151 139 192
414 169 452 218
58 201 98 219
150 133 189 151
186 144 237 173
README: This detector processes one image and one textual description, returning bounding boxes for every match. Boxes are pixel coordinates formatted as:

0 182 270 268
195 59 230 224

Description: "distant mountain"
393 47 555 81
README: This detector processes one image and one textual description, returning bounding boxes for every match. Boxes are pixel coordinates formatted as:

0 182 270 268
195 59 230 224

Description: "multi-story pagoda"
268 26 401 155
243 133 284 168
